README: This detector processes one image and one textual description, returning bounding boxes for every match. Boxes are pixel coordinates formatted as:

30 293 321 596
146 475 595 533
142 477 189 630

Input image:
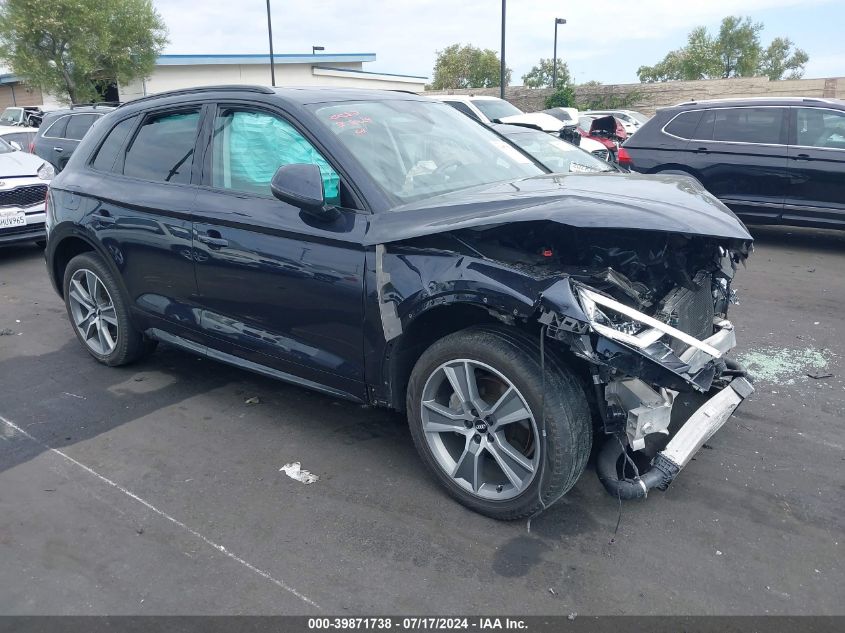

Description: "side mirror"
9 140 22 151
270 163 337 220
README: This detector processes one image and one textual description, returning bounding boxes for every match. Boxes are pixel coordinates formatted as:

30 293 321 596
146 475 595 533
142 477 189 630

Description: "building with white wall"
120 53 427 100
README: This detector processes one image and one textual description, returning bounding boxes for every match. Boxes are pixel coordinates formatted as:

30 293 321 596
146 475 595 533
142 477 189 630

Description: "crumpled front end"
534 239 754 499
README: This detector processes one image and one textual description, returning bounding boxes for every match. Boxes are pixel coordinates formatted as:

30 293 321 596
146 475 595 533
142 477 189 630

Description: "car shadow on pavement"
748 224 845 253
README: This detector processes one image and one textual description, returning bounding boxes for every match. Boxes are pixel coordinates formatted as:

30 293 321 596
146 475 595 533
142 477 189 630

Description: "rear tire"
63 252 153 367
406 325 592 520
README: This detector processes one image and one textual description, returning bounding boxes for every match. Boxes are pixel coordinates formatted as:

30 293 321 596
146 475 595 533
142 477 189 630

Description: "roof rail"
69 101 120 109
119 85 275 108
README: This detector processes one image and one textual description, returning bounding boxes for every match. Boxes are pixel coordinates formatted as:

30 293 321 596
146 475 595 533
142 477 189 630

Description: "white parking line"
0 414 320 610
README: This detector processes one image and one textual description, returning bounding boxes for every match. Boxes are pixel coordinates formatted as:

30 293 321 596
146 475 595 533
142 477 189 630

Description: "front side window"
211 109 340 204
796 108 845 149
310 99 543 205
123 110 200 184
471 99 523 121
65 114 98 141
711 107 785 145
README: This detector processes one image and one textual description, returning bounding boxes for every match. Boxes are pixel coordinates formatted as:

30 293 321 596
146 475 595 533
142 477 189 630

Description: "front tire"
63 252 152 366
406 326 592 520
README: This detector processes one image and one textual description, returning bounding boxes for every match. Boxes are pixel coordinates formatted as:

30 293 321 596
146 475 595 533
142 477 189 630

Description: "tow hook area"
597 376 755 500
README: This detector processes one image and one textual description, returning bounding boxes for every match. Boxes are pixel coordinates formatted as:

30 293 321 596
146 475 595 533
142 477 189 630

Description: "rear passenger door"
684 106 789 222
784 107 845 226
79 107 203 340
190 103 369 401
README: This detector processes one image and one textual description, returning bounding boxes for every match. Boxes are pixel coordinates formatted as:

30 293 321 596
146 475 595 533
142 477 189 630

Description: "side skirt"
146 328 365 404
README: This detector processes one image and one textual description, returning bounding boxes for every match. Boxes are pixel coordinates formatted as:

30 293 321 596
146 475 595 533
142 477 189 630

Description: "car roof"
669 97 845 110
116 85 434 114
43 105 116 117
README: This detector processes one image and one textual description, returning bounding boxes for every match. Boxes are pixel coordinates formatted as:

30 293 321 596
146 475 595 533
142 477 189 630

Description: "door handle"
197 232 229 248
53 147 64 153
693 146 709 153
792 153 813 161
91 211 116 224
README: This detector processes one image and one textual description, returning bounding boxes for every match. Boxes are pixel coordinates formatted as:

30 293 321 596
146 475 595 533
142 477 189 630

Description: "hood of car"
0 150 45 177
368 172 753 245
497 112 564 132
576 136 606 153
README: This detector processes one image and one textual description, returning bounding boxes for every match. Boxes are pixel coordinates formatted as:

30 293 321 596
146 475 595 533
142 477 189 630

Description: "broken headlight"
576 286 722 357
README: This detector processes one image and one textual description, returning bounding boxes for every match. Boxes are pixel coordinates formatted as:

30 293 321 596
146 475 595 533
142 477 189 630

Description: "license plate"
0 211 26 229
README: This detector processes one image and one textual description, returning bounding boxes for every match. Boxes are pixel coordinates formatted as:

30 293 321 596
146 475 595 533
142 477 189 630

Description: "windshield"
501 128 613 174
471 99 523 121
0 108 22 126
310 100 544 204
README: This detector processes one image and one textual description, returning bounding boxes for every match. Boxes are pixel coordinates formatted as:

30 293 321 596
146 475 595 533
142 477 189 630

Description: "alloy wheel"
68 268 119 356
420 359 540 500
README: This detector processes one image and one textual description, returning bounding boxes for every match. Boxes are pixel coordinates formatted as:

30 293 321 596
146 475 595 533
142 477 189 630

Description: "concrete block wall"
425 76 844 115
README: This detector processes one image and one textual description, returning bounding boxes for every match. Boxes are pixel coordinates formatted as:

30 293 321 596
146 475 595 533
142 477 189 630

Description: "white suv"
0 137 54 247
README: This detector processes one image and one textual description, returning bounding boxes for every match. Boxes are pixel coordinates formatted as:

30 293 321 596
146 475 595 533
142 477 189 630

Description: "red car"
577 115 627 161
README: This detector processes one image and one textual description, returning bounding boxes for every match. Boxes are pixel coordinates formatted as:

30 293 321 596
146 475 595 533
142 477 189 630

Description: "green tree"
544 84 575 109
0 0 168 104
759 37 809 81
430 43 511 90
522 58 571 88
637 15 808 83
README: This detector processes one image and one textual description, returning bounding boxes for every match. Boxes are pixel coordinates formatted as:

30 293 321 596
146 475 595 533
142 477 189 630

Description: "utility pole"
266 0 276 86
553 18 566 88
499 0 506 99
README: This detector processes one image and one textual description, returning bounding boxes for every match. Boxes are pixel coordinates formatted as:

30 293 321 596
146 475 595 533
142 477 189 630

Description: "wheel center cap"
474 420 488 433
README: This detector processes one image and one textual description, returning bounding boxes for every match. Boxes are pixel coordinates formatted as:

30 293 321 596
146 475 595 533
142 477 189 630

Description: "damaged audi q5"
45 86 753 520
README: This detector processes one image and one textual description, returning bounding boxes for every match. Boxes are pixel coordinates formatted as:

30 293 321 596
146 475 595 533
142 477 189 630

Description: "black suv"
45 86 754 519
621 98 845 229
33 104 115 171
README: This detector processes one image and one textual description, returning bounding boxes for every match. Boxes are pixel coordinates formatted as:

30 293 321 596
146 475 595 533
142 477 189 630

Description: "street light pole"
266 0 276 86
499 0 506 99
553 17 566 89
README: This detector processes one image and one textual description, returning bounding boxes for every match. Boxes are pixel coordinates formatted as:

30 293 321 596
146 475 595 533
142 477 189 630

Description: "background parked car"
542 106 580 125
583 109 650 135
491 123 618 173
621 97 845 229
0 106 46 127
575 114 625 161
34 105 115 171
0 126 39 153
0 136 53 247
431 94 571 134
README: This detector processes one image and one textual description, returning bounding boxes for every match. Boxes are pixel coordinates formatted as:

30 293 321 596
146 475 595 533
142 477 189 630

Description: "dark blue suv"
44 86 754 519
621 97 845 229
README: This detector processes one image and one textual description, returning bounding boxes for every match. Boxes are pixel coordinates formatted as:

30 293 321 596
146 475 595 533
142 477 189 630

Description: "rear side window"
44 115 69 139
445 101 481 121
664 110 702 139
123 110 200 184
711 107 785 144
92 117 138 172
65 114 99 141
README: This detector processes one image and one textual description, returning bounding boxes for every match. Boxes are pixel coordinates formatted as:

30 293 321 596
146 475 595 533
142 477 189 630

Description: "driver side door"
190 103 370 401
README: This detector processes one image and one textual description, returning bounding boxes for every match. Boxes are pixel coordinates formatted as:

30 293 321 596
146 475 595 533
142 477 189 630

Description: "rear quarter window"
664 110 703 139
91 116 138 173
44 115 69 139
65 114 99 141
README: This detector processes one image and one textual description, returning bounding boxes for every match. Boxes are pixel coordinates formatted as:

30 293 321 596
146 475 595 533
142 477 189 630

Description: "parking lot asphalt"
1 225 843 615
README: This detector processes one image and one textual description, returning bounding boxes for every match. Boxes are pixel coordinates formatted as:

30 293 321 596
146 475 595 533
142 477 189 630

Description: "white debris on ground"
280 462 319 484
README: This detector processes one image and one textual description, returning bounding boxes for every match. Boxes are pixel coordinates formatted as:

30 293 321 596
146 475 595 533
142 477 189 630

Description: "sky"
153 0 845 85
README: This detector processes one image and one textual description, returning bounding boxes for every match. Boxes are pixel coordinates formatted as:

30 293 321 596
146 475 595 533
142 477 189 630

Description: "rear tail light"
617 147 633 166
28 141 35 153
